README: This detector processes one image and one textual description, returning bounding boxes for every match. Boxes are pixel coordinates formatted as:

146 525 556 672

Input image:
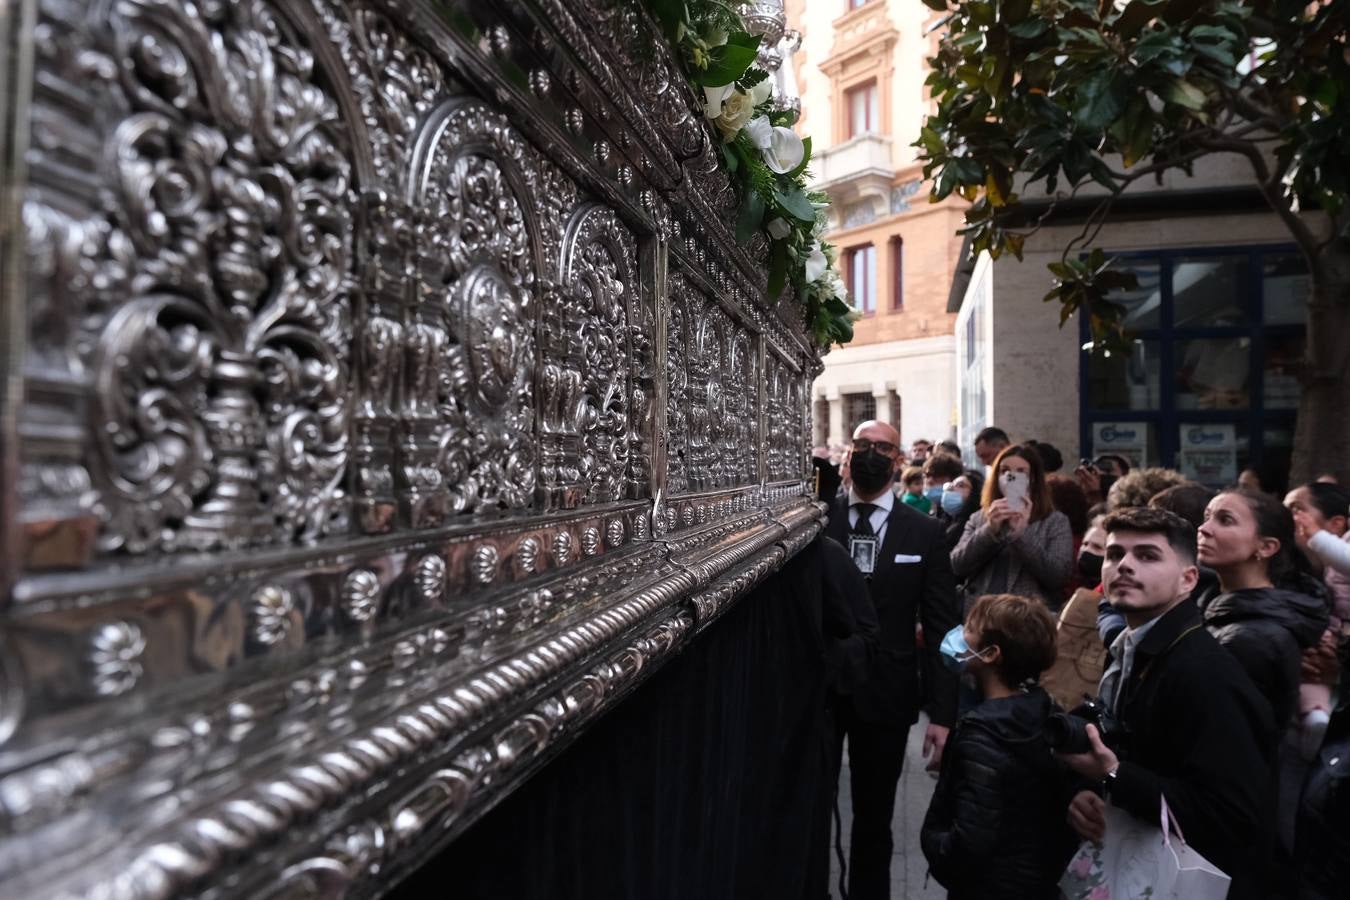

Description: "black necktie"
852 502 877 536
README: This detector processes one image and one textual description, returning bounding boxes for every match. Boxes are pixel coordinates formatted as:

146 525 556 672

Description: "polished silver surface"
0 0 825 896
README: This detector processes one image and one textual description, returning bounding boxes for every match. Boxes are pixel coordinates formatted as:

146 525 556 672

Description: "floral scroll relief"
665 270 759 496
403 101 547 522
30 0 358 554
545 204 644 508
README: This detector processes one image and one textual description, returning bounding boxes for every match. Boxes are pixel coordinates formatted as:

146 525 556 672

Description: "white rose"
744 115 773 150
707 87 755 141
766 217 791 240
804 241 829 284
763 126 805 174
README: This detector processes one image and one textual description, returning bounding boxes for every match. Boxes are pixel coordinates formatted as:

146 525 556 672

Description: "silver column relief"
0 0 823 896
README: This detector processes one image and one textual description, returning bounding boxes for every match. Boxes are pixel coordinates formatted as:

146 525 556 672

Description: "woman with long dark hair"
1196 488 1330 870
1197 489 1329 730
951 444 1073 612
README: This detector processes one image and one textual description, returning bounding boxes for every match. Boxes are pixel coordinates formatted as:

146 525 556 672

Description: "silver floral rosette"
0 0 823 897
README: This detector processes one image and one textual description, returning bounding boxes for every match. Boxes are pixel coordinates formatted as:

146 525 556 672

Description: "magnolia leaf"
968 2 995 27
1009 19 1049 38
918 125 946 157
1161 77 1207 110
1058 299 1077 326
1193 42 1237 68
1073 71 1127 131
735 188 765 243
721 142 740 174
1133 31 1183 65
774 188 817 222
767 239 789 300
988 172 1009 207
1188 24 1236 42
1112 0 1166 37
701 34 762 87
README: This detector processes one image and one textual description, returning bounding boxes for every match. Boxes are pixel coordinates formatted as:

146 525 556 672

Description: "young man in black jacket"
1059 507 1277 900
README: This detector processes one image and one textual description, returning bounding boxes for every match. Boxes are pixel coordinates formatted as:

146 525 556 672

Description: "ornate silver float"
0 0 823 896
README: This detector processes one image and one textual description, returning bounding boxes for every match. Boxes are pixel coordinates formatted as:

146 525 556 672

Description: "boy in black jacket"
921 594 1076 899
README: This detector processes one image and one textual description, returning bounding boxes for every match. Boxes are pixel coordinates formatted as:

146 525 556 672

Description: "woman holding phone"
951 444 1075 612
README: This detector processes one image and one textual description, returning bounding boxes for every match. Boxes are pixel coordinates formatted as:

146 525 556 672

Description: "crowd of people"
810 422 1350 900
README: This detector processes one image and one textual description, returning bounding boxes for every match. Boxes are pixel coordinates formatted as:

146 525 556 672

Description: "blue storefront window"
1079 245 1307 491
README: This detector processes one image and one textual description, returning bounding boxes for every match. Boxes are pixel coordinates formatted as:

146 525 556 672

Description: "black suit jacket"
825 494 961 727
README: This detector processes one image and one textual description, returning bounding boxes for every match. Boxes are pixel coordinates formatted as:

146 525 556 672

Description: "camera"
1046 696 1126 754
1078 458 1095 471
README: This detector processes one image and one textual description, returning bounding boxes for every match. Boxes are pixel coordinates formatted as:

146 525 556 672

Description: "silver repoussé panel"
0 0 823 896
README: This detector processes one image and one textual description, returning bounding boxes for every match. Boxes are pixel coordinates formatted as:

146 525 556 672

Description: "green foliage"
645 0 855 347
919 0 1350 351
699 32 762 86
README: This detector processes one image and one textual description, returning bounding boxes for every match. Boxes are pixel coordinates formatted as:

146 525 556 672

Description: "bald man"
823 420 961 900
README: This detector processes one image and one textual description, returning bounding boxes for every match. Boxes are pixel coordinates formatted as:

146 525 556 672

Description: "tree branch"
1218 81 1286 132
1062 193 1118 265
990 179 1094 250
1193 133 1320 265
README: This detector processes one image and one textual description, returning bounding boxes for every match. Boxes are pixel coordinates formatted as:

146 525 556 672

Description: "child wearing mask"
922 594 1077 899
899 465 932 514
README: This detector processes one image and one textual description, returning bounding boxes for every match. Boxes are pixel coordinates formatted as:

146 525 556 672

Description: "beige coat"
1040 587 1109 710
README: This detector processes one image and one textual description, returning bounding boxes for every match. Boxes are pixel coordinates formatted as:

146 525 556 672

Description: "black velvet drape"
389 541 836 900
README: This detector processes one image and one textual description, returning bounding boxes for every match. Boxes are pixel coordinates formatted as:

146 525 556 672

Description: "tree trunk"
1290 238 1350 485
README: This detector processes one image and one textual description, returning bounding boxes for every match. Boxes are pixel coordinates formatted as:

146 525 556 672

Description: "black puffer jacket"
1199 576 1329 729
920 687 1076 900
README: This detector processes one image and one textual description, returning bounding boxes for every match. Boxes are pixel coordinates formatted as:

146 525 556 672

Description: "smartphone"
1001 470 1030 513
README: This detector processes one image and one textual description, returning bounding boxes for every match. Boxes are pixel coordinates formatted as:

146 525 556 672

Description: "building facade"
787 0 967 449
951 154 1323 492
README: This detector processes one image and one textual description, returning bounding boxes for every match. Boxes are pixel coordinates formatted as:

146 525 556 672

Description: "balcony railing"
811 132 893 194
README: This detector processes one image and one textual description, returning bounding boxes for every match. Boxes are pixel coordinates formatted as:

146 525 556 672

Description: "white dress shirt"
847 487 894 543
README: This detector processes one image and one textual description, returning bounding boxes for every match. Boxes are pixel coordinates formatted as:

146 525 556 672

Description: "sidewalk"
827 715 946 899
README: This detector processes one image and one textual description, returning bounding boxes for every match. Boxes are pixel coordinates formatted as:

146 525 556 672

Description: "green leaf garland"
646 0 856 349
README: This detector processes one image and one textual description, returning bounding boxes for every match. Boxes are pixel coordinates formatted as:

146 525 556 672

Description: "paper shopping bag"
1059 797 1231 899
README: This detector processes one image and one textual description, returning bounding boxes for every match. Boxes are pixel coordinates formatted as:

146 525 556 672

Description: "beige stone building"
786 0 967 449
950 154 1319 490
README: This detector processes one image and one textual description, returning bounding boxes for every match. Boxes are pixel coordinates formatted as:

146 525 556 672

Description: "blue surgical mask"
939 624 991 672
940 490 966 516
924 486 944 506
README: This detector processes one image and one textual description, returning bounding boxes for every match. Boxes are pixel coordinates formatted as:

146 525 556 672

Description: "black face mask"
1078 551 1104 585
850 449 894 495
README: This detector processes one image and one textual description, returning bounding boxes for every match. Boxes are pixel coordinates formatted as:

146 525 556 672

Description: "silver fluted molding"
0 0 825 896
